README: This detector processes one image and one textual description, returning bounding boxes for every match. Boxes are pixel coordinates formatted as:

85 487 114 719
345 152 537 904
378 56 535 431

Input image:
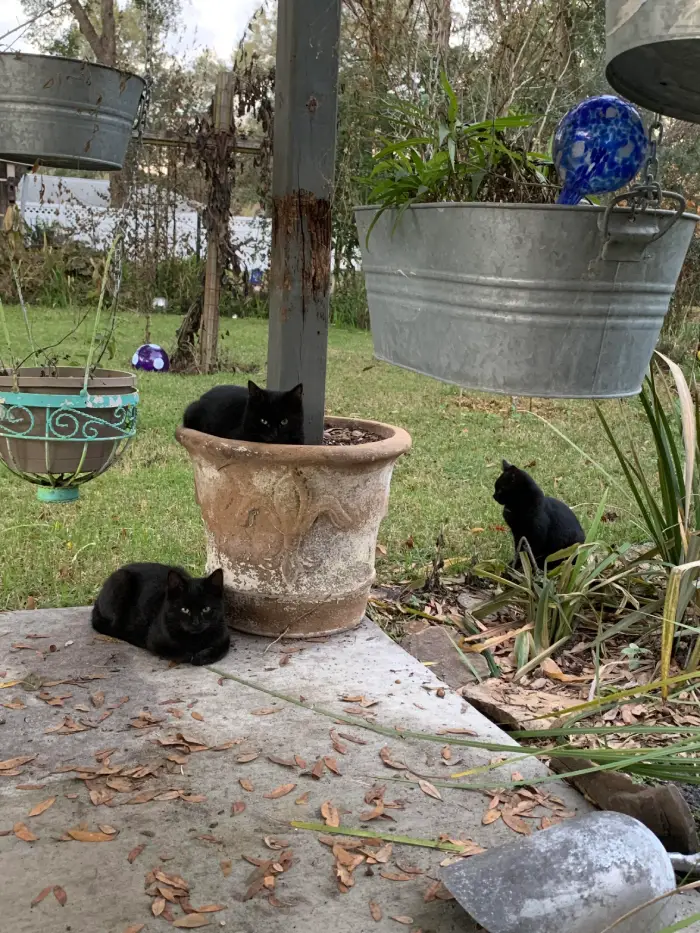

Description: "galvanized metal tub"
354 202 698 399
0 53 144 171
606 0 700 123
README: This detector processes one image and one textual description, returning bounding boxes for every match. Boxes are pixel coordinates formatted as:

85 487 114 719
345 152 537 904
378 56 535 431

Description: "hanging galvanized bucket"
354 199 698 399
0 53 145 171
606 1 700 123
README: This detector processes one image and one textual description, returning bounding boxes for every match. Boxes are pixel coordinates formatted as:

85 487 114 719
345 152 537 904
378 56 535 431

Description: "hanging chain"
628 113 664 212
136 0 154 143
93 0 154 373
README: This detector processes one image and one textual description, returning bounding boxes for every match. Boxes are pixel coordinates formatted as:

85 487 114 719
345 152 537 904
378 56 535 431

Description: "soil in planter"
322 424 383 446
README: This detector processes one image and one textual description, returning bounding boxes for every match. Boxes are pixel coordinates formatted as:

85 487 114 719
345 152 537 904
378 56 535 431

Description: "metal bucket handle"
600 188 686 262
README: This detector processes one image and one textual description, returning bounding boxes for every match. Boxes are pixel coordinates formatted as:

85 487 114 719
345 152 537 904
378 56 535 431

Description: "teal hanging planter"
0 367 138 501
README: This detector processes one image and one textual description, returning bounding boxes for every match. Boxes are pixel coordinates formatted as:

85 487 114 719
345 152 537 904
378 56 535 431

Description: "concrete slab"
0 608 694 933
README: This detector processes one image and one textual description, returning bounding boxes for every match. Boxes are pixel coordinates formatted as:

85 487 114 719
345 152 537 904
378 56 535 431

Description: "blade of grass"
290 821 465 852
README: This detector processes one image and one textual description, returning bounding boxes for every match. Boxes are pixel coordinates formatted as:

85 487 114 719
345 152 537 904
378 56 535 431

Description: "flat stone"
0 608 698 932
403 624 491 688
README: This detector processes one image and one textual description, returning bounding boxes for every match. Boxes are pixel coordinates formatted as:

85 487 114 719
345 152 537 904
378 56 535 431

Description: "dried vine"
171 53 274 373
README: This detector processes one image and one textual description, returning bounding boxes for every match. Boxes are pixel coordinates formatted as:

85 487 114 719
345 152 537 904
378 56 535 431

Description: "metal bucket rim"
354 201 700 222
0 51 145 87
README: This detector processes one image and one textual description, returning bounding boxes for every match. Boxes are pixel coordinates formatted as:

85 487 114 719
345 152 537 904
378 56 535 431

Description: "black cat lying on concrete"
494 460 585 569
92 563 230 665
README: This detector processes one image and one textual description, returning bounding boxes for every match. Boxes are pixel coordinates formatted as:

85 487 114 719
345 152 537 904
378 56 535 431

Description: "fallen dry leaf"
263 836 289 850
14 822 38 842
191 711 204 722
502 810 531 836
264 783 296 800
310 758 325 779
370 900 382 922
2 698 26 710
337 732 368 745
152 896 166 917
540 658 590 684
239 779 254 792
53 886 67 906
30 886 53 907
250 707 282 716
28 797 56 817
173 913 211 927
323 756 342 775
295 792 309 806
67 828 115 842
391 918 413 925
236 753 259 764
0 756 36 772
482 809 501 825
267 755 297 769
380 871 412 882
418 779 442 801
98 825 118 836
122 926 145 933
441 746 452 761
193 905 226 913
231 801 246 816
379 747 406 770
220 860 232 877
127 844 145 863
321 801 340 828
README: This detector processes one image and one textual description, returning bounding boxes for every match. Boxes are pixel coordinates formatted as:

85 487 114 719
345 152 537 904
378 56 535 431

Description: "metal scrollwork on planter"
0 369 139 502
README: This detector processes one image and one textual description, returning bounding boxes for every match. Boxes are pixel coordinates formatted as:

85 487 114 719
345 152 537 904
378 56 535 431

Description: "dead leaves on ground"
263 783 296 800
321 801 340 827
0 755 36 777
241 846 294 905
28 797 56 817
482 787 578 833
14 822 38 842
30 885 66 907
67 827 117 842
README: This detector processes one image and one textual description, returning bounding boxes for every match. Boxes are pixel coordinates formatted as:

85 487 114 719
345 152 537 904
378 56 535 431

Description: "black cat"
91 563 230 665
183 380 304 444
493 460 585 569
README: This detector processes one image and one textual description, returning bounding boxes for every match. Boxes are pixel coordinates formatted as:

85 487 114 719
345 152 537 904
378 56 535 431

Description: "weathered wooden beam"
139 132 260 156
200 72 235 374
266 0 342 444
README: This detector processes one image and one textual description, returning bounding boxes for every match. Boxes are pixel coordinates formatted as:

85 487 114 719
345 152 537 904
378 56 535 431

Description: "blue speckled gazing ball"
553 95 647 206
131 343 170 372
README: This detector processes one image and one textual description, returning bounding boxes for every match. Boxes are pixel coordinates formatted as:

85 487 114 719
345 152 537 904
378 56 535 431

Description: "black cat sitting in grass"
183 380 304 444
494 461 585 569
92 564 230 665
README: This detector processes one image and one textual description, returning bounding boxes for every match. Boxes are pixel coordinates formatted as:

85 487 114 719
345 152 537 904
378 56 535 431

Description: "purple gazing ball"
131 343 170 373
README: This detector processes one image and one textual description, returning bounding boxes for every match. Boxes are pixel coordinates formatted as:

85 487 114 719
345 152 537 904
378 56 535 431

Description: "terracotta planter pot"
176 417 411 638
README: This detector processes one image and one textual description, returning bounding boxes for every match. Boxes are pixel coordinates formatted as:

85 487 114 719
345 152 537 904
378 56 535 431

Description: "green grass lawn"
0 305 657 610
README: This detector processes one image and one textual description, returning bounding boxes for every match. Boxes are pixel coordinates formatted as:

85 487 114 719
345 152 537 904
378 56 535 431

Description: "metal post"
267 0 342 443
200 72 235 374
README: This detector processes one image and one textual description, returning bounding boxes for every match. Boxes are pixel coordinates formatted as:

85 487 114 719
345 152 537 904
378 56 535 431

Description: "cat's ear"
248 380 263 398
289 383 303 399
206 567 224 594
167 570 186 596
502 459 513 471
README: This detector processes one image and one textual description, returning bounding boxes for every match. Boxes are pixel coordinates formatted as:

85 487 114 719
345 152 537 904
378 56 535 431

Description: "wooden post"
267 0 342 443
200 72 235 374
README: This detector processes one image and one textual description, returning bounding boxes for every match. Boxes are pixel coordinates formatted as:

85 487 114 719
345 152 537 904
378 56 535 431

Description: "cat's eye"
260 418 269 427
181 607 191 616
202 607 211 614
281 418 288 426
